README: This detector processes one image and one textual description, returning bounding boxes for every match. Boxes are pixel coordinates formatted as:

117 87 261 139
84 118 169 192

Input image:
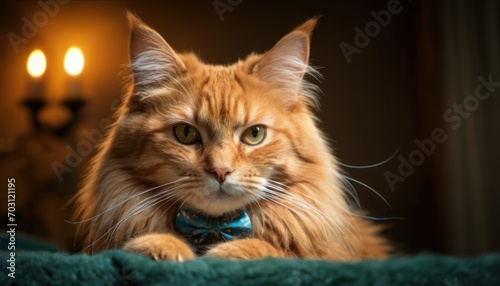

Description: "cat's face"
111 15 318 216
140 65 298 216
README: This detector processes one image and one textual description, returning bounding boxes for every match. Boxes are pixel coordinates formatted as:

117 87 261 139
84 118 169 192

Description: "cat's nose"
207 167 233 183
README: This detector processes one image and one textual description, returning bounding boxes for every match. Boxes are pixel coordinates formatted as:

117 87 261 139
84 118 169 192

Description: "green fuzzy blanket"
1 250 499 285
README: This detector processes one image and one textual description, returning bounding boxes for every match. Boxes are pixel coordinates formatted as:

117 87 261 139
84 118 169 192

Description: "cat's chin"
186 201 246 217
186 190 252 217
201 196 249 217
207 187 233 200
200 179 248 200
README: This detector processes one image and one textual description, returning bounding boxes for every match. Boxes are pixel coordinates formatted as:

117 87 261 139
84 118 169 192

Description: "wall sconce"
22 47 86 137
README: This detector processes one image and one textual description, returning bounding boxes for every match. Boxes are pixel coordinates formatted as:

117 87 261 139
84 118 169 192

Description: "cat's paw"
123 233 195 261
204 238 284 259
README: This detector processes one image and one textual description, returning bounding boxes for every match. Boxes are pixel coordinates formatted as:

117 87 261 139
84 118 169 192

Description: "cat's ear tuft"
253 18 318 104
126 11 185 103
294 17 318 37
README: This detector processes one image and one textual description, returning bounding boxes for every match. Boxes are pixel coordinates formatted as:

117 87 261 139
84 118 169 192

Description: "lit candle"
64 46 84 98
26 49 46 98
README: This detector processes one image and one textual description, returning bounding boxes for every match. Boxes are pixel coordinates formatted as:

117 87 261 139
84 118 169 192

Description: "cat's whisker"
338 149 399 169
249 191 265 213
258 189 356 255
260 188 336 245
350 212 406 221
331 177 392 256
268 191 328 235
265 182 334 216
267 180 337 208
333 179 374 253
89 184 185 252
263 183 360 256
262 188 333 236
68 178 187 225
99 192 179 250
337 175 362 208
177 193 192 211
146 192 193 232
337 172 399 255
340 175 392 209
105 187 181 237
155 191 192 220
267 169 362 211
91 190 176 251
104 189 185 249
92 194 172 252
266 181 341 220
111 184 184 247
104 191 180 247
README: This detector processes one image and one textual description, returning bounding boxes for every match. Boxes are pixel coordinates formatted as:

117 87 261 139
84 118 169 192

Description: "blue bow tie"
174 207 252 249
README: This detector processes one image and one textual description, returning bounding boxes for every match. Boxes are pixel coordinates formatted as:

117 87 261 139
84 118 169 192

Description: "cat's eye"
242 125 266 145
174 124 200 145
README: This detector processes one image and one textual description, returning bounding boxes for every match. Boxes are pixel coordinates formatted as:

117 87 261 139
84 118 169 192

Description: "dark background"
0 0 498 256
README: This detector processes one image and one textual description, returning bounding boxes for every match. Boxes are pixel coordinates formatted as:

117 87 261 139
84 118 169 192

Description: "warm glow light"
27 49 46 77
64 46 84 76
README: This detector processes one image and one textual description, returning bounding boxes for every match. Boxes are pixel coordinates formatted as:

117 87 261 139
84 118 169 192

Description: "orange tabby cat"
72 12 389 261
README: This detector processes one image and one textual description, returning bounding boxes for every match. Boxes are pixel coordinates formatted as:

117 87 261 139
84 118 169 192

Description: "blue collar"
174 206 252 249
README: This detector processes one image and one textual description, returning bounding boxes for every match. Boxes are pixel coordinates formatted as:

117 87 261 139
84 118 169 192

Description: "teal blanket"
1 250 499 285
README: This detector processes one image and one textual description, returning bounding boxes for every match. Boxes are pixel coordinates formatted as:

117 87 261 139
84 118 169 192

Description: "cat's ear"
126 11 185 101
253 18 318 102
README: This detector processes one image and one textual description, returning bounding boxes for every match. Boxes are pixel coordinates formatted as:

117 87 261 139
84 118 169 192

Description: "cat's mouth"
202 181 251 205
208 187 232 200
189 184 251 216
185 179 255 216
207 184 239 200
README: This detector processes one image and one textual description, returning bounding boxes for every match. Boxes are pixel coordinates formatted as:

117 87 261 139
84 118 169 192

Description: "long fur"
71 13 389 260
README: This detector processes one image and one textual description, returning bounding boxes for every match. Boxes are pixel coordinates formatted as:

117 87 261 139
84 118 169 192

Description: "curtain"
441 0 500 255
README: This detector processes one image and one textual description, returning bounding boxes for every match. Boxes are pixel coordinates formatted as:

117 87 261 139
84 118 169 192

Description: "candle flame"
27 49 47 78
64 46 84 76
